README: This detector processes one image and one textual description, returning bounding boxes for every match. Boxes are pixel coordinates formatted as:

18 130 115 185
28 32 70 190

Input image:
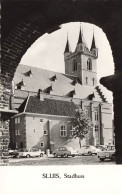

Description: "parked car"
98 145 115 161
18 148 45 158
53 146 78 157
8 149 19 158
95 145 106 154
79 145 98 155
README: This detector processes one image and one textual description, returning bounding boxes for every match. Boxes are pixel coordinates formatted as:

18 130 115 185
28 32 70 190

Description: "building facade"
9 29 113 152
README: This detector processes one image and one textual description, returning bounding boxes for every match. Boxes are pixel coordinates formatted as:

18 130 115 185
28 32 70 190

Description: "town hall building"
9 29 113 152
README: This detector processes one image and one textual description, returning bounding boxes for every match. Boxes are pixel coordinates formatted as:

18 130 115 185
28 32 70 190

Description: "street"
9 155 115 166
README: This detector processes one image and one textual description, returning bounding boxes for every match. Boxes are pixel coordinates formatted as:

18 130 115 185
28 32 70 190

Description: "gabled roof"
13 64 109 110
24 96 78 117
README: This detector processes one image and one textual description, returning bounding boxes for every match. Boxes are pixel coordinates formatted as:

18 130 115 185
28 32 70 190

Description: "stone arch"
1 0 122 164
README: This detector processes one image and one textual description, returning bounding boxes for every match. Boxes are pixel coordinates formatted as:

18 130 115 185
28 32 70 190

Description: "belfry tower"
64 27 98 87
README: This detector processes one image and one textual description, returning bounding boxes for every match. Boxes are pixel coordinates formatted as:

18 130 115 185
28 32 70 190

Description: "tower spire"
64 33 70 53
77 25 83 45
91 31 96 50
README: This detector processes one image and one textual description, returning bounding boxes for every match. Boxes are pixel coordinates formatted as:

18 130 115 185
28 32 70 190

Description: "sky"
20 22 114 103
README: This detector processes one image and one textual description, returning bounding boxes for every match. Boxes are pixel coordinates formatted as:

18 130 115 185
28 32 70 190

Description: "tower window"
72 59 77 71
87 58 92 70
40 142 44 147
95 125 99 132
85 77 88 84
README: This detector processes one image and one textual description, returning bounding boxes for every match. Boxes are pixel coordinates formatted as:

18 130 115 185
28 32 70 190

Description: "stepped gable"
24 96 78 117
95 86 107 102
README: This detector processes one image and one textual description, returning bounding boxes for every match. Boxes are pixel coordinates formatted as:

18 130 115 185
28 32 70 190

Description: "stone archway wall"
1 0 122 164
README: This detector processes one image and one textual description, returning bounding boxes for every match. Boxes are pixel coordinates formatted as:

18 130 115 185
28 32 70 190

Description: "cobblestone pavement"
9 155 115 166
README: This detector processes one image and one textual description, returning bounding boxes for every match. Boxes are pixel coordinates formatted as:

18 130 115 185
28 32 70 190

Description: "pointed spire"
64 33 70 53
91 32 96 50
77 25 83 45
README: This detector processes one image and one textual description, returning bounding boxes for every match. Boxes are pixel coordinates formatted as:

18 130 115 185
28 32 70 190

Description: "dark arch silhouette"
1 0 122 164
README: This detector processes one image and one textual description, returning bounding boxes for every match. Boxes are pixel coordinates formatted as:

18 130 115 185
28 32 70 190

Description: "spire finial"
77 23 83 45
64 31 70 53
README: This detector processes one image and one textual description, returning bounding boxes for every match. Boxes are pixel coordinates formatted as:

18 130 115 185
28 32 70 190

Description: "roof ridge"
18 63 64 75
24 94 30 112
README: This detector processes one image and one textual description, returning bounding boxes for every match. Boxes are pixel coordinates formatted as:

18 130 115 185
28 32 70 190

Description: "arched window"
92 78 95 86
72 59 77 71
60 125 67 137
87 58 92 70
69 126 74 137
95 111 99 121
95 125 99 132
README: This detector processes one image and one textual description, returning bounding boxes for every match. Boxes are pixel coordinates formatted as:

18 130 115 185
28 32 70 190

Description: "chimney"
38 89 44 101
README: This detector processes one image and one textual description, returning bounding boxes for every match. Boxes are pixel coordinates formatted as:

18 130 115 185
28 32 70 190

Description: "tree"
72 108 92 148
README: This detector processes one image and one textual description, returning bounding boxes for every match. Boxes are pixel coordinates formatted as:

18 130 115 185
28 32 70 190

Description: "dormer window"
87 58 92 70
16 79 25 90
50 75 57 82
45 85 53 94
71 77 78 85
69 89 76 97
24 69 32 77
72 59 77 71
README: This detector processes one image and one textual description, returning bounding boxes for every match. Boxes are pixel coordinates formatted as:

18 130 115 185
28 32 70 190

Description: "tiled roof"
14 64 104 102
25 96 78 117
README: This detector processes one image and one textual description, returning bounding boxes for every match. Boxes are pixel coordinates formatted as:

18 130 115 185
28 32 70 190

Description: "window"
16 143 18 149
72 59 77 71
18 117 20 123
87 58 92 70
15 117 20 124
40 119 43 122
15 130 18 136
40 142 44 147
92 78 95 86
15 129 20 136
20 142 23 148
17 85 21 89
95 125 99 138
95 125 99 132
44 130 48 135
85 77 88 84
15 118 17 124
85 109 89 118
34 129 35 133
95 111 99 121
70 126 74 136
60 125 67 137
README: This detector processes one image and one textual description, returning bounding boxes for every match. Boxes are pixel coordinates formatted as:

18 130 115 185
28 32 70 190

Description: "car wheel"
40 153 43 157
64 154 68 158
100 158 105 162
26 154 30 158
72 155 75 157
111 155 115 161
88 151 92 156
54 153 57 158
